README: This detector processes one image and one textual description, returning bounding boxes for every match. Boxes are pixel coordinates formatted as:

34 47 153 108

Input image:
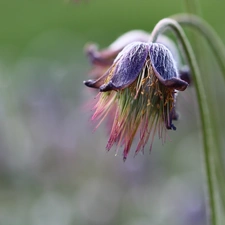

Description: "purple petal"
100 42 149 91
156 35 181 66
149 43 188 91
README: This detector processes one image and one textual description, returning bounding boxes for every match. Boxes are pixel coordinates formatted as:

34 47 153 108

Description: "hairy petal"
157 35 181 66
100 42 149 91
149 43 188 91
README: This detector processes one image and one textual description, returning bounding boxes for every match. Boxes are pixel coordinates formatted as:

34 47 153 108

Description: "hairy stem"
149 18 218 225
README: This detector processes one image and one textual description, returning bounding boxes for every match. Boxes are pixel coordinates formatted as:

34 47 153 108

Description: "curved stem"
172 13 225 81
183 0 202 16
149 18 218 225
172 13 225 215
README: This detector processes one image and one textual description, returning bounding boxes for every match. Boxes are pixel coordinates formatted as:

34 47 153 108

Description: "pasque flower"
85 30 187 80
84 41 188 160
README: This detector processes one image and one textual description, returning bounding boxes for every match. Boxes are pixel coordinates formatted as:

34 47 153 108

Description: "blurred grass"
0 0 224 225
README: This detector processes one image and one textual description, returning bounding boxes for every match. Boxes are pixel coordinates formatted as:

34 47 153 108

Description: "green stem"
172 13 225 216
172 13 225 81
183 0 202 15
149 18 218 225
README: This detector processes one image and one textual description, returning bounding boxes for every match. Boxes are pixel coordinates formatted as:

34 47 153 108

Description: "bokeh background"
0 0 224 224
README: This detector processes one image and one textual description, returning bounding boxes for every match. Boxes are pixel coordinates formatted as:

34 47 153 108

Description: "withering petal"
85 43 118 66
149 43 188 91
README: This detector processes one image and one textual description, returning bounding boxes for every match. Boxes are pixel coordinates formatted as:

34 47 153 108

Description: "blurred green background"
0 0 224 224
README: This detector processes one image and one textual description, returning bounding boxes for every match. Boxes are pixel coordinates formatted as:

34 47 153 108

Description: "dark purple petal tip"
84 79 94 87
99 81 115 92
83 79 101 89
83 68 111 89
163 78 188 91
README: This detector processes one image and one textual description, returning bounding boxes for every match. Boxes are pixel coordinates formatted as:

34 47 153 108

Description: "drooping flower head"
84 41 188 160
84 30 189 80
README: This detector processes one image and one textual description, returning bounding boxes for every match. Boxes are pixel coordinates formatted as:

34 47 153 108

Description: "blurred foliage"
0 0 224 224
